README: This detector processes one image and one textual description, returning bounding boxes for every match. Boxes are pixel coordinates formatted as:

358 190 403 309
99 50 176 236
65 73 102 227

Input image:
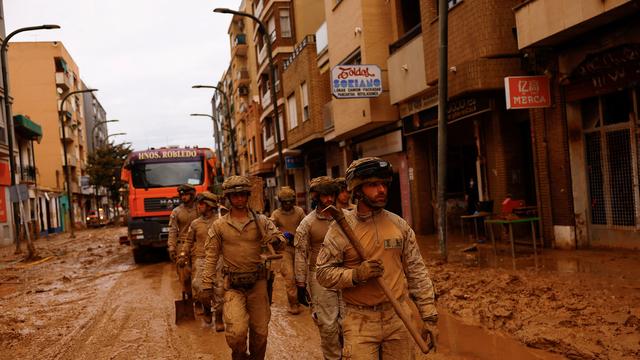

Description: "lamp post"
106 132 126 141
213 8 287 187
91 119 119 151
192 84 238 175
59 88 98 238
1 24 60 252
190 113 225 163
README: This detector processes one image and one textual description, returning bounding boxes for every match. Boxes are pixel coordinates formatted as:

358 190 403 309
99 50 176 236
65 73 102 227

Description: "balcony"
59 124 75 142
515 0 634 49
387 33 427 104
232 34 248 57
261 90 272 108
20 166 36 183
257 44 268 66
63 154 78 168
236 68 250 85
55 71 73 91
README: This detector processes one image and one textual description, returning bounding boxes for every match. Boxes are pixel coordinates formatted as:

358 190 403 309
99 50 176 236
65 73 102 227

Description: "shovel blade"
175 298 195 324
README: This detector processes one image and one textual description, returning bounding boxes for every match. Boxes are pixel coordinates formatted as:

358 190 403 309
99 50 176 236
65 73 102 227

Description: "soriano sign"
331 64 383 99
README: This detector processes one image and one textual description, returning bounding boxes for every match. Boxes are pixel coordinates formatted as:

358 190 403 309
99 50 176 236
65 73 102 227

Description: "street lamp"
192 84 238 175
91 119 119 151
190 113 224 163
1 24 60 252
59 88 98 238
213 8 287 186
106 132 127 140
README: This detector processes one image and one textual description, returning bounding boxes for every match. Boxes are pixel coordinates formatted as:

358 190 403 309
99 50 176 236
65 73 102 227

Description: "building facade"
8 41 90 233
82 82 109 218
0 0 13 245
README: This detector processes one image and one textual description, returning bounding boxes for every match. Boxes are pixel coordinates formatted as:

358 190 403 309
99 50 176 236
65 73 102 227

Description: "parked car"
86 209 107 228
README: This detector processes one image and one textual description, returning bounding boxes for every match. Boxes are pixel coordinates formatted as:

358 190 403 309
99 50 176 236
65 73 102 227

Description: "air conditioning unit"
238 86 249 96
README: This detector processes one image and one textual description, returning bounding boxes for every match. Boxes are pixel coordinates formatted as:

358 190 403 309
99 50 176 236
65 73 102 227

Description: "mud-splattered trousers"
270 206 305 310
316 209 438 360
202 211 284 360
295 210 342 360
181 214 216 300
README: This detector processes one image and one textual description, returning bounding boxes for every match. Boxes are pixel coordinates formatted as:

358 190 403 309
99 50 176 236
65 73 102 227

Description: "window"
287 93 298 129
341 49 361 65
436 0 463 13
280 9 292 38
301 82 310 121
268 16 276 43
398 0 421 35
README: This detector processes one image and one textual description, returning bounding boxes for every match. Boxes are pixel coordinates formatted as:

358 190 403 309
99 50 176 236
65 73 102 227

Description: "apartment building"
0 0 12 245
8 41 90 233
82 82 109 216
515 0 640 249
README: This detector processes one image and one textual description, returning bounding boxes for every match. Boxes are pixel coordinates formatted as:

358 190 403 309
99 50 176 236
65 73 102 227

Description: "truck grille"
144 197 180 212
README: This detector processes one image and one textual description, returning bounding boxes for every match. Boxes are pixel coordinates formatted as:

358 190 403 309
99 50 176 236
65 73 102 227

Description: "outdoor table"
485 217 541 268
460 212 491 242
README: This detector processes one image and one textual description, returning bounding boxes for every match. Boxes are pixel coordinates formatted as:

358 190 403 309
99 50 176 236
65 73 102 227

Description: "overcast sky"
4 0 239 151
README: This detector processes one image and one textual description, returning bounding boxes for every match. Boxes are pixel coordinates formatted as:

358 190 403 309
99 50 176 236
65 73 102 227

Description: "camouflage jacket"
201 210 284 290
180 212 218 259
167 202 198 251
316 209 437 320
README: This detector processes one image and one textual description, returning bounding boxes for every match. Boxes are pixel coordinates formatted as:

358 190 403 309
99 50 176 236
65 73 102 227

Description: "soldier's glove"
422 316 439 352
352 259 384 284
296 284 311 307
283 231 294 246
199 288 215 304
168 248 177 262
176 253 188 267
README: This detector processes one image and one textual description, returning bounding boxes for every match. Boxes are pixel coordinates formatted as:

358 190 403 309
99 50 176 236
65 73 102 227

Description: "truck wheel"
132 248 145 263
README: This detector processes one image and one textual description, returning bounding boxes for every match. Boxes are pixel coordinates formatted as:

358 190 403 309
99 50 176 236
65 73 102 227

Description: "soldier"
177 192 224 330
316 157 438 359
270 186 306 315
167 184 198 262
335 177 355 211
295 176 342 360
201 176 284 360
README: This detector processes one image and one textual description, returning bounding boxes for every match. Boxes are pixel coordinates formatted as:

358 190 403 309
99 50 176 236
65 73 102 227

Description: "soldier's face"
180 192 194 204
318 194 335 210
337 189 351 204
197 202 208 214
361 181 388 208
229 192 249 209
281 200 294 211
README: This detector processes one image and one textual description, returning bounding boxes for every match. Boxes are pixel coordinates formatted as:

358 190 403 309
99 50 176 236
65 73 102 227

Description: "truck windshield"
131 160 203 188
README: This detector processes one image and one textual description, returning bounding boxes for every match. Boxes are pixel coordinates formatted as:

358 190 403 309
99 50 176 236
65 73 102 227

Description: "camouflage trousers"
191 257 224 310
341 298 415 360
272 246 298 310
223 278 270 360
308 270 342 360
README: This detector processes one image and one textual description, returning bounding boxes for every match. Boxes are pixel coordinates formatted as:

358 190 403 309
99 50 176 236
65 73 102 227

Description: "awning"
13 115 43 142
262 148 301 164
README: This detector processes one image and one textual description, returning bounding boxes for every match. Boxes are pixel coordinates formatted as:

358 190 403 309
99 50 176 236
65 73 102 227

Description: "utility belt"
345 295 405 312
223 264 268 290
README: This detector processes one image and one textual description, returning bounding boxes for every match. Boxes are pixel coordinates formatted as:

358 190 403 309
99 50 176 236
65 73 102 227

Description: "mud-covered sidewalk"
422 236 640 359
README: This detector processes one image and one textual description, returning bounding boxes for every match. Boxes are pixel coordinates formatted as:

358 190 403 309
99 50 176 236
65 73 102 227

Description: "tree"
86 142 132 219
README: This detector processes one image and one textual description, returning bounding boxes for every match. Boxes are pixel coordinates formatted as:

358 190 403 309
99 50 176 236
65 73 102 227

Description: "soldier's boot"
214 309 224 332
202 304 213 324
288 303 301 315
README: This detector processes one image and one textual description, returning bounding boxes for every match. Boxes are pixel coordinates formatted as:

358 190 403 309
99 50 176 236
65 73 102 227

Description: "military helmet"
277 186 296 202
345 157 393 191
334 177 348 191
196 191 219 207
309 176 339 196
177 184 196 195
222 175 252 195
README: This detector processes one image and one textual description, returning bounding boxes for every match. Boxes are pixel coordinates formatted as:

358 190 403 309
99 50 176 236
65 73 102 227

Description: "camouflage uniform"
167 203 198 258
271 187 306 314
202 176 285 360
295 178 343 360
316 157 437 360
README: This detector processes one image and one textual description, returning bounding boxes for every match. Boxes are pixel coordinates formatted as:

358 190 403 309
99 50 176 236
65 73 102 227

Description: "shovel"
175 291 195 324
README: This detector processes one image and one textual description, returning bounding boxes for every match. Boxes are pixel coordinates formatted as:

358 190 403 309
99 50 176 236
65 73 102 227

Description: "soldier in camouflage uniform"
167 184 198 262
178 191 223 329
201 176 285 360
335 177 355 211
295 176 342 360
316 157 438 360
270 186 306 315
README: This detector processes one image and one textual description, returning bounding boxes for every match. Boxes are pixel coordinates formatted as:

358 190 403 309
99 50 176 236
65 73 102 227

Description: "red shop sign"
504 76 551 109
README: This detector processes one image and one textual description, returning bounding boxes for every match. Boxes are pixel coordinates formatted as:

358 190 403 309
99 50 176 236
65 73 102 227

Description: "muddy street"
0 227 637 359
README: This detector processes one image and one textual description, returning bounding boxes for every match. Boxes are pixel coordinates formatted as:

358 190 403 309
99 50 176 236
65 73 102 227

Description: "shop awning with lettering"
13 115 43 142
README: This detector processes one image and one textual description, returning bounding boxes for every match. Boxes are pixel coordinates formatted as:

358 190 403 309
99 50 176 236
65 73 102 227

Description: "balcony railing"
55 72 73 91
20 166 36 183
261 91 271 108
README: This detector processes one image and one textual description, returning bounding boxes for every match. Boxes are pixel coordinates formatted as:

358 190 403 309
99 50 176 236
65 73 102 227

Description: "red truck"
120 147 220 263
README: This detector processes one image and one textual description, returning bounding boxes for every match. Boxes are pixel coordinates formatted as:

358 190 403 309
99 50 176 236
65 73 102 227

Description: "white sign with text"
331 64 382 99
